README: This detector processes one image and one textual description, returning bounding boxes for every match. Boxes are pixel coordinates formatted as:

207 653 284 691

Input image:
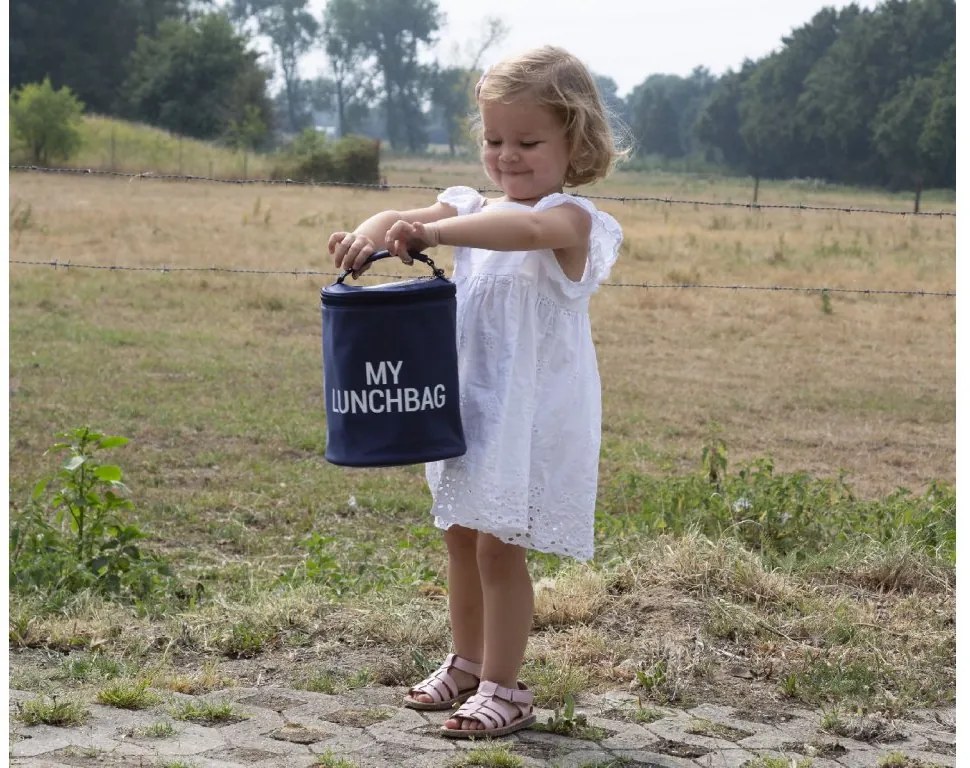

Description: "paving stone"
217 701 285 742
10 761 79 768
366 707 459 752
747 750 845 768
860 746 957 768
143 722 227 756
546 748 615 767
691 747 758 768
900 718 958 745
597 722 657 749
610 748 701 767
341 685 408 707
737 721 820 749
642 715 741 752
9 727 75 759
7 682 960 768
308 730 380 754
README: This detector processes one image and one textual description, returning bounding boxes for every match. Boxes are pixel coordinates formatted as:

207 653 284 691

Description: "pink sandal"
403 653 482 711
440 680 536 738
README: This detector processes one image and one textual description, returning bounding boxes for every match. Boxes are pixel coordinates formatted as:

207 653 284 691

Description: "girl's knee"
476 534 526 579
445 524 478 555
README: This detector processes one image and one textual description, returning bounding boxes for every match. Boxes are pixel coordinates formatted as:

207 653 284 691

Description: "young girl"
328 45 624 738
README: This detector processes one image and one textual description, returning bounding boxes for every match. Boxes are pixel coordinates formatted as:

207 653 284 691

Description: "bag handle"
336 250 445 284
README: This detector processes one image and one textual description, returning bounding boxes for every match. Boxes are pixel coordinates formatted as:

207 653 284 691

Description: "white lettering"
368 389 384 413
365 361 385 386
387 360 403 385
404 388 420 412
330 384 449 414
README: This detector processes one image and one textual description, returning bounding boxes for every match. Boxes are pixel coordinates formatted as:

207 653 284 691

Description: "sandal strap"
408 654 481 703
444 652 482 677
452 680 533 729
478 680 533 705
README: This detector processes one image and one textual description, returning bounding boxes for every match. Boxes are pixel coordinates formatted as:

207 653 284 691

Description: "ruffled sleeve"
535 193 623 297
437 186 486 216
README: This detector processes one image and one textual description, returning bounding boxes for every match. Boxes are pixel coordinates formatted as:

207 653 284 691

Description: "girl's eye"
484 139 501 147
521 142 539 148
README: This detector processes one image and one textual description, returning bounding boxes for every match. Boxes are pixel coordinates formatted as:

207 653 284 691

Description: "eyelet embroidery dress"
425 186 622 561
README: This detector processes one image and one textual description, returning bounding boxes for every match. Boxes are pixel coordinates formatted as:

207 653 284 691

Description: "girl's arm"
382 205 592 275
329 201 456 273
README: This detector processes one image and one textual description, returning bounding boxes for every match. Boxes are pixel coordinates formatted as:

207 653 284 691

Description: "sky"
305 0 882 97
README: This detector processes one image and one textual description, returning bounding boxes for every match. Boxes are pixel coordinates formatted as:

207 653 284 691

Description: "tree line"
9 0 954 193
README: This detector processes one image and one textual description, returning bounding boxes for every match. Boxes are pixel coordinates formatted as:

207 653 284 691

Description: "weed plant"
9 428 176 608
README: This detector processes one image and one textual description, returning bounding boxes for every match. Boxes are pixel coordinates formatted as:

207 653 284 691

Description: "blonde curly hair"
475 46 628 187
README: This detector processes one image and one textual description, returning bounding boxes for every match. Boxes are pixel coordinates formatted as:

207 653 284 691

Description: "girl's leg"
446 533 533 731
410 524 483 705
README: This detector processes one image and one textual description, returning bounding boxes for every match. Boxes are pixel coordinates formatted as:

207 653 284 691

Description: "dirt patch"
649 738 712 758
323 707 393 727
268 723 335 744
238 691 307 711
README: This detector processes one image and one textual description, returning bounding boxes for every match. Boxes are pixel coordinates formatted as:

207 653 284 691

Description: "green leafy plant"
9 77 85 164
536 693 606 740
9 427 173 603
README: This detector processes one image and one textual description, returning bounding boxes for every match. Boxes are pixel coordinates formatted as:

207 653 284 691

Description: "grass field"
7 159 955 727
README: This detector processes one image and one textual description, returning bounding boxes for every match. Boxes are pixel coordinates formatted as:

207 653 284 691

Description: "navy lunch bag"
320 250 466 467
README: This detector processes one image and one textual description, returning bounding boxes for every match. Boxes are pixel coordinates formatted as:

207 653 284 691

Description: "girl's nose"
499 149 519 163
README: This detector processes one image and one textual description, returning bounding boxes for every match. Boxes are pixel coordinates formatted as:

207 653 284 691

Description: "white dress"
425 186 622 561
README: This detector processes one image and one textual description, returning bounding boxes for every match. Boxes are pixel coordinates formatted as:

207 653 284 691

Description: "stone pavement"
8 685 957 767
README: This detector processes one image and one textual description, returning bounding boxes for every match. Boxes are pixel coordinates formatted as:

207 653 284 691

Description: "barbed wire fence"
10 165 958 218
7 259 956 299
9 165 957 299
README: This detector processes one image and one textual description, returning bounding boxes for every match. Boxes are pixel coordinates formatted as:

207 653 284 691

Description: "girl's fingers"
328 231 346 254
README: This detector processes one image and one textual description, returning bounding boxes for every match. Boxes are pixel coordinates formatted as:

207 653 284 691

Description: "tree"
324 0 443 151
628 69 716 160
694 64 755 172
321 1 377 137
872 76 935 208
10 78 85 165
736 6 854 180
122 12 273 141
229 0 318 133
918 47 955 188
9 0 206 114
430 16 508 155
796 0 955 185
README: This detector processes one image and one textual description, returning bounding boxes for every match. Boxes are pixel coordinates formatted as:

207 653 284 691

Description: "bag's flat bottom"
325 449 466 468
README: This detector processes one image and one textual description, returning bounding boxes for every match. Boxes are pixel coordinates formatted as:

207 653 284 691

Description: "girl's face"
480 97 570 204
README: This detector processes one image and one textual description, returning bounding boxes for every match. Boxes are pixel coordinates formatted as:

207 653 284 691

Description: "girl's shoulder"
437 186 486 216
534 193 624 294
534 193 621 235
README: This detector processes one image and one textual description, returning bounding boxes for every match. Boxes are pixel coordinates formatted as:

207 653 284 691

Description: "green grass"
170 699 247 725
315 751 359 768
449 745 524 767
96 679 161 709
16 695 89 726
10 114 277 179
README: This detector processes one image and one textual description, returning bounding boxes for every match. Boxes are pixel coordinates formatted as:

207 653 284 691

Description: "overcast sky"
304 0 882 96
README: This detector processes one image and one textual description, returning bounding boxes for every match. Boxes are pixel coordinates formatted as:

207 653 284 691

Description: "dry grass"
8 165 953 497
7 163 955 719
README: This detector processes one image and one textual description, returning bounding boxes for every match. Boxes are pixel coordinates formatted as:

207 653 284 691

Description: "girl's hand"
385 220 440 261
328 230 378 276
